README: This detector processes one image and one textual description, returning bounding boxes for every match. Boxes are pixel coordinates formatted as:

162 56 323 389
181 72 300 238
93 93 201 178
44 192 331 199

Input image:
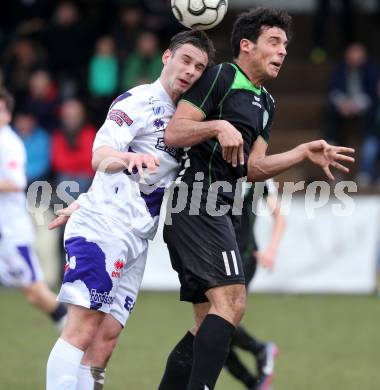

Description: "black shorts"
242 253 257 287
163 209 246 303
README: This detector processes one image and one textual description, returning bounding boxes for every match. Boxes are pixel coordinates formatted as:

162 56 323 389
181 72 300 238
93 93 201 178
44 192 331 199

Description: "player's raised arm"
247 137 355 182
0 179 24 192
92 146 159 176
164 63 245 167
165 101 244 167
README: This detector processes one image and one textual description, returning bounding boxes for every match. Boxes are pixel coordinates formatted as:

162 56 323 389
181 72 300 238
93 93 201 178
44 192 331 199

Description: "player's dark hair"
168 30 216 66
0 88 15 113
231 7 292 58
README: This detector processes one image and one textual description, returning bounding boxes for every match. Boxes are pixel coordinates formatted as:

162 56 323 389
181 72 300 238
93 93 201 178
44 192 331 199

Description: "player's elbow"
247 160 267 182
164 122 180 147
91 153 101 171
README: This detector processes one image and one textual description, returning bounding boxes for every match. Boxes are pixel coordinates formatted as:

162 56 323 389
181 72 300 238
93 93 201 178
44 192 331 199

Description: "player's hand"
126 153 160 177
303 140 355 181
48 202 80 230
216 120 244 167
254 248 276 271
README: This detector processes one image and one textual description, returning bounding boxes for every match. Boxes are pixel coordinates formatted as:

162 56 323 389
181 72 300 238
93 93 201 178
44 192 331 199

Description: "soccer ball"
171 0 228 30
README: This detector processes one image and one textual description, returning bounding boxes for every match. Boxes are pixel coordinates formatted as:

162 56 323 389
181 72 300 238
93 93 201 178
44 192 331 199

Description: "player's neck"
234 59 264 88
159 77 180 104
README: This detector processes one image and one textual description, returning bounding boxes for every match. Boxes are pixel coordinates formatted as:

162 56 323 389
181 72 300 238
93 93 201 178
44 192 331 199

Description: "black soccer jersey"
177 62 276 204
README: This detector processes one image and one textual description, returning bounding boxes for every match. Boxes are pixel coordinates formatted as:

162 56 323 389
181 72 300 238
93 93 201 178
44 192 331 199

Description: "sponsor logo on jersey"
153 106 165 116
153 118 166 130
254 96 260 102
90 289 114 305
112 259 125 278
108 109 133 126
155 137 182 161
149 96 160 105
124 295 135 312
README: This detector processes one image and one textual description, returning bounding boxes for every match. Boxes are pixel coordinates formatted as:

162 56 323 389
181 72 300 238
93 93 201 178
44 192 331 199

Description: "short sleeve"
259 91 276 144
93 99 143 152
180 63 230 118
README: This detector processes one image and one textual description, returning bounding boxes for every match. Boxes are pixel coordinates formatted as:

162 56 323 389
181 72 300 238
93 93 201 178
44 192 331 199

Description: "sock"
231 326 266 356
225 348 257 387
76 364 106 390
187 314 235 390
46 338 84 390
50 303 68 331
158 331 194 390
50 303 67 322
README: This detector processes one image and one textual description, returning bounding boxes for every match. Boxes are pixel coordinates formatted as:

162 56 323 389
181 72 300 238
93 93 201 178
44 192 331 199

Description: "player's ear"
240 38 254 54
162 49 171 65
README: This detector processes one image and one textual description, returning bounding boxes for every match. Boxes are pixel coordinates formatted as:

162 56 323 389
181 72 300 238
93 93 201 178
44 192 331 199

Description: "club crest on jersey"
112 259 124 278
153 118 165 130
153 106 165 116
108 109 133 127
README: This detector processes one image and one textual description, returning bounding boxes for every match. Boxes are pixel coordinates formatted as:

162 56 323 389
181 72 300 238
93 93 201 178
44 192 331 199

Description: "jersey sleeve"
93 98 145 152
259 90 276 144
180 63 230 118
1 139 27 189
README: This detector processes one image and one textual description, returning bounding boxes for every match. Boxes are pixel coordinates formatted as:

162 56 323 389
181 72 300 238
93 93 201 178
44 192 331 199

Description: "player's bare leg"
76 314 123 389
22 281 67 330
46 304 104 390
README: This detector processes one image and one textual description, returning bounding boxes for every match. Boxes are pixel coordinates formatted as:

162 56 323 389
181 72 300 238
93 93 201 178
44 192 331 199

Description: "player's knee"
62 308 104 350
233 293 246 322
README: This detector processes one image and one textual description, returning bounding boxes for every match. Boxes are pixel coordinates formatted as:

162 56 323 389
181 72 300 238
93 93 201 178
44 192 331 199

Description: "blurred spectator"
45 1 93 98
88 36 119 126
323 43 379 149
141 0 179 39
2 38 46 102
1 0 54 35
51 99 95 198
13 108 51 185
23 69 59 132
111 3 143 61
311 0 354 63
357 83 380 186
89 36 119 98
121 31 162 90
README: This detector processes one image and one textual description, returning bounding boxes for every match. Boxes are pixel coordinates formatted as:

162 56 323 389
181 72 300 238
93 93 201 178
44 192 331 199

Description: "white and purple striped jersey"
0 125 34 243
75 79 179 240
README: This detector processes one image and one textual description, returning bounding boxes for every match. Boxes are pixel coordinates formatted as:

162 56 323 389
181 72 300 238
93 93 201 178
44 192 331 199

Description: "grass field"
1 289 379 390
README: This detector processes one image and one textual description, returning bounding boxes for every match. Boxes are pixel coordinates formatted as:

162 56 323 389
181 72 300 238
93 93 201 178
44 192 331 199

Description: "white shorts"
58 210 149 326
0 239 43 287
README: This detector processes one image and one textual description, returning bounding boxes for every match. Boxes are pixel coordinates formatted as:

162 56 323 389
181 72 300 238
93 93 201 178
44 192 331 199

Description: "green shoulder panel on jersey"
230 63 262 95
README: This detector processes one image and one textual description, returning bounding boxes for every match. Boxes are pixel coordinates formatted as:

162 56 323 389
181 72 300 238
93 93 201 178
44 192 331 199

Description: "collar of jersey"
230 63 262 96
154 79 175 104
